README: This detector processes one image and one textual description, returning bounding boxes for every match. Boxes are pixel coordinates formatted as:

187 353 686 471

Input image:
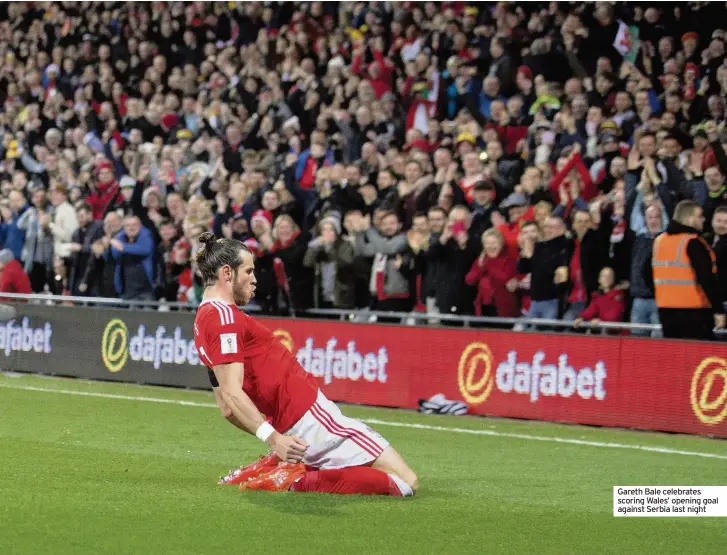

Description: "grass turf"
1 373 725 555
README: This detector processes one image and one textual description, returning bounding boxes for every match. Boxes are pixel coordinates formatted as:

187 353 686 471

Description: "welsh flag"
613 21 640 64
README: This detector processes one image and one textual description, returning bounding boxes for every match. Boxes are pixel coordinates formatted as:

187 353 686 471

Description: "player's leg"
370 446 418 492
241 392 416 496
297 391 416 496
308 393 418 493
290 466 402 496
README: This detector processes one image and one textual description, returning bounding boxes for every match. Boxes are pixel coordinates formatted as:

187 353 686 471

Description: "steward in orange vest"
651 215 723 340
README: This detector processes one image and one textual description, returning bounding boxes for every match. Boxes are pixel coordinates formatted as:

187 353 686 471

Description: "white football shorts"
284 390 390 469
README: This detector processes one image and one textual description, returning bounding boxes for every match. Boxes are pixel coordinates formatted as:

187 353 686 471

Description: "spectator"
573 267 626 331
304 212 357 309
155 219 180 301
271 214 312 313
650 200 724 340
426 205 479 321
562 210 593 321
248 209 278 314
629 198 668 336
698 165 727 233
18 188 55 293
0 249 32 296
494 192 533 253
110 215 156 302
518 216 571 322
87 212 124 299
87 161 121 222
465 229 519 318
702 205 727 309
68 203 104 297
469 181 496 239
175 224 207 305
420 206 447 322
354 209 410 313
47 183 79 263
515 220 540 318
2 191 29 262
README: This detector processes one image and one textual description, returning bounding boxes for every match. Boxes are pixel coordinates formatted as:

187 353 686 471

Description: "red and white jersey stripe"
201 299 236 325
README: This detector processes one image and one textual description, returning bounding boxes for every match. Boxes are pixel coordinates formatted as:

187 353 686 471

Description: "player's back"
194 299 318 432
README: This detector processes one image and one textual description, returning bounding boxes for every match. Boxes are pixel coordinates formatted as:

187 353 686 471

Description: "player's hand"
267 432 308 463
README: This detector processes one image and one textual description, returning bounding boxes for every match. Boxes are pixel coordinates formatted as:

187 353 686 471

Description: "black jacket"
69 221 104 296
426 233 479 315
274 233 314 311
703 231 727 305
646 221 724 314
518 235 572 301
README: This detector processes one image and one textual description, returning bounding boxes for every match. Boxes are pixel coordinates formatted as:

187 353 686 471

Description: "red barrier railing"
261 317 727 438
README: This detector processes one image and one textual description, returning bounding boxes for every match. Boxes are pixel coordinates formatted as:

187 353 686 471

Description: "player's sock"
387 472 414 497
290 466 412 496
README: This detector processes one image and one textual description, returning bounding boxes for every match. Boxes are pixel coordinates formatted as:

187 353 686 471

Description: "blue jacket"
111 226 155 296
295 148 335 182
1 205 29 261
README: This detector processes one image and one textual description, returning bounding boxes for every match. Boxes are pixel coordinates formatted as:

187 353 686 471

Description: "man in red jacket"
0 249 32 295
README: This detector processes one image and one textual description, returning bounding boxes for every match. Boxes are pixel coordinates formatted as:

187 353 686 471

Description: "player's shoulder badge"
220 333 238 354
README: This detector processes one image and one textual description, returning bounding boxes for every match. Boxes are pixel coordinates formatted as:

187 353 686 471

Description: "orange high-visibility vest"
652 232 716 309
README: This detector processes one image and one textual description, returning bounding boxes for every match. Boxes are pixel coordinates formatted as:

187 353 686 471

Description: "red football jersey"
194 299 318 433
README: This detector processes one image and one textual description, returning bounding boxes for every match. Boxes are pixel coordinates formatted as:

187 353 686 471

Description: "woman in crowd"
465 228 520 318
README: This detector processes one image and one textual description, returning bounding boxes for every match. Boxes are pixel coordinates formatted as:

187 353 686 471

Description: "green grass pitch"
1 373 725 555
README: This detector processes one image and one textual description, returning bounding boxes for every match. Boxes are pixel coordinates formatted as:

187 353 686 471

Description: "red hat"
97 160 113 172
161 113 179 131
682 32 698 43
516 65 533 81
685 62 699 77
251 209 273 228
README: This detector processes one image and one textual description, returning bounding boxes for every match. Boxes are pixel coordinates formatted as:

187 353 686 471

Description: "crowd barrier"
1 299 725 439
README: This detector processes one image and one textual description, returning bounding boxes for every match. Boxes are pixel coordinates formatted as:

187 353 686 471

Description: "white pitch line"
0 383 217 407
1 382 726 461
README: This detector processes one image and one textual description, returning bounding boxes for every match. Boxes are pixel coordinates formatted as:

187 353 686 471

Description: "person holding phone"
517 216 572 325
426 206 479 322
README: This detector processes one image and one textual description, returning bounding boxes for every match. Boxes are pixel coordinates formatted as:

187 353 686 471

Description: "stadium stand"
0 1 726 338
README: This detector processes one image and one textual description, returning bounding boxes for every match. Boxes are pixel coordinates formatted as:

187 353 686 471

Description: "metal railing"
2 292 725 336
304 308 663 332
0 292 257 312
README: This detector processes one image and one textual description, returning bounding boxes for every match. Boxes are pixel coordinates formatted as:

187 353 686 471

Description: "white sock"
388 473 414 497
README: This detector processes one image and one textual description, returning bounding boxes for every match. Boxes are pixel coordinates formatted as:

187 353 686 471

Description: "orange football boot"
240 462 307 492
218 452 280 485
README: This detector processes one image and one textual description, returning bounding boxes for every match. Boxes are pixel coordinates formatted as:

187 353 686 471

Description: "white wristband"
255 422 275 443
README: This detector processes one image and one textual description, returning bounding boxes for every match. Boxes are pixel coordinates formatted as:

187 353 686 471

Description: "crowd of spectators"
1 2 727 336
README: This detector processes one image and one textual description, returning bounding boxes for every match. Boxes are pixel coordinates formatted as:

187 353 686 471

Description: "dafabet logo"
272 328 388 385
101 319 203 372
458 342 607 405
691 357 727 425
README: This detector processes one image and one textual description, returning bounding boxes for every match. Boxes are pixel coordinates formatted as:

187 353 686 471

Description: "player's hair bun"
198 231 217 249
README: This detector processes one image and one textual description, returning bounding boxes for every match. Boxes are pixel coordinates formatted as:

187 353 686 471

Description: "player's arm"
213 385 249 433
213 362 309 463
208 368 258 433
